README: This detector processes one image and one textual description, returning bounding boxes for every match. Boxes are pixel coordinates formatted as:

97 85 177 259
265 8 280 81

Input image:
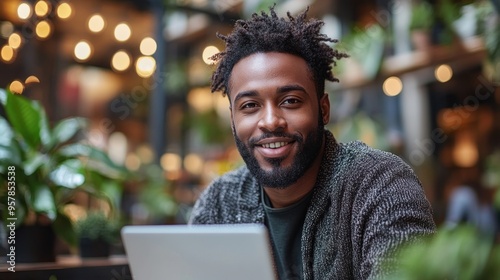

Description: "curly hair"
210 5 348 97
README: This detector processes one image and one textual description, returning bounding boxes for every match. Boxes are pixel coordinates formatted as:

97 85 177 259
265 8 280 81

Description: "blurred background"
0 0 500 272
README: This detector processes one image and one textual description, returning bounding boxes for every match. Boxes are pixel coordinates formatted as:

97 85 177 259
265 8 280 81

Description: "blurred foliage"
338 23 386 80
75 211 120 243
410 1 435 31
0 89 129 248
329 112 390 151
186 108 232 145
385 225 500 280
133 162 178 222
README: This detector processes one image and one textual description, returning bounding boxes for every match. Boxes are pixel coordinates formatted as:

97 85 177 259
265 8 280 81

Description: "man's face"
228 52 330 188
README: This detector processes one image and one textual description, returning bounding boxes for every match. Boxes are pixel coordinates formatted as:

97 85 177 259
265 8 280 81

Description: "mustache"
248 132 303 146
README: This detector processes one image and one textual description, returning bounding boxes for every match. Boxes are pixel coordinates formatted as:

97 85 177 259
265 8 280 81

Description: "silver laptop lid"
121 224 276 280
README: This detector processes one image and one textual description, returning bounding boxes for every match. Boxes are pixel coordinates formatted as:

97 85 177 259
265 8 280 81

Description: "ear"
320 93 330 125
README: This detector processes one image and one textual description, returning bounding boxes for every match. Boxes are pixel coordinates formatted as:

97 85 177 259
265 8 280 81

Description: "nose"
258 105 286 132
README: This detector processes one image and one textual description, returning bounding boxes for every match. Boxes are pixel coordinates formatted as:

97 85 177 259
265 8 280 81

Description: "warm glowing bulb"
8 33 22 49
74 41 92 61
160 153 181 172
9 80 24 94
25 75 40 84
35 20 51 39
135 56 156 78
114 23 131 42
111 50 131 72
383 76 403 96
435 64 453 83
1 45 15 63
140 37 157 56
202 46 219 65
88 14 105 33
17 3 32 20
57 2 72 19
35 1 50 17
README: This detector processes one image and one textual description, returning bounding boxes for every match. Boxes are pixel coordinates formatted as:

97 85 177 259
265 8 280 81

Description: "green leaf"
4 92 42 148
51 118 87 148
23 152 48 176
0 117 13 146
34 101 52 148
0 144 22 169
99 180 123 217
58 143 91 157
53 211 77 248
31 184 57 220
49 159 85 188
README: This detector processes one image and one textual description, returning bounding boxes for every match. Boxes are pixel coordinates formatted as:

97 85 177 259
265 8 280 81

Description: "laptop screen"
121 224 277 280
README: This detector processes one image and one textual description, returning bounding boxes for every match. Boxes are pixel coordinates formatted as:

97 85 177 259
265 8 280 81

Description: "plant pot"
79 237 110 258
15 224 56 263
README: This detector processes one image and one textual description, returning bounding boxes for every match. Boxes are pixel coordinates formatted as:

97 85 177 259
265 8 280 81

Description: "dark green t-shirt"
262 187 313 280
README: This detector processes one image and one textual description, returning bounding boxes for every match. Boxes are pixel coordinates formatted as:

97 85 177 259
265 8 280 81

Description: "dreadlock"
210 5 348 97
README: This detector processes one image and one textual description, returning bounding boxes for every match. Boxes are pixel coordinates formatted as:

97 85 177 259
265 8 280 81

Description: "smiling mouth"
261 142 289 149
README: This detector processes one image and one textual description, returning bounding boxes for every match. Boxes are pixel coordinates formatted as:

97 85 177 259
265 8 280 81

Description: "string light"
140 37 157 56
17 2 32 20
435 64 453 83
383 76 403 97
35 20 52 39
202 45 219 65
111 50 131 72
1 45 15 63
8 33 22 49
9 80 24 94
88 14 105 33
57 2 72 20
135 56 156 78
114 23 131 42
34 0 51 17
74 41 92 61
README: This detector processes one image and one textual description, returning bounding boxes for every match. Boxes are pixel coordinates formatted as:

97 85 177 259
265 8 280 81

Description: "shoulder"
188 166 256 224
338 140 415 177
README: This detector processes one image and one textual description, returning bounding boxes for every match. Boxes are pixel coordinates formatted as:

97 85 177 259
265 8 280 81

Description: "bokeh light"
74 41 92 61
1 45 15 63
202 45 219 65
56 2 72 19
9 80 24 94
435 64 453 83
111 50 131 72
135 56 156 78
114 23 131 42
383 76 403 97
34 0 51 17
88 14 105 33
140 37 157 56
17 2 32 20
35 20 52 39
8 33 22 49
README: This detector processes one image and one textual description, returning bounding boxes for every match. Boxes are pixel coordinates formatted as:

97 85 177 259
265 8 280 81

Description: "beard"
233 113 325 189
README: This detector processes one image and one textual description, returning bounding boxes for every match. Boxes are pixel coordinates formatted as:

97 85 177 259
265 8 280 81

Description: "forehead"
228 52 315 99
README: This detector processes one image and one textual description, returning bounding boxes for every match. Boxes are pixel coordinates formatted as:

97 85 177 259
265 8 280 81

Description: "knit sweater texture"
189 130 436 279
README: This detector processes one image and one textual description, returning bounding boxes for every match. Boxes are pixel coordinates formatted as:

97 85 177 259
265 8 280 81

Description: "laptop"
121 224 277 280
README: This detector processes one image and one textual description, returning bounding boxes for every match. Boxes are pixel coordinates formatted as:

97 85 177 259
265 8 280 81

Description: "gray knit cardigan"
189 130 436 279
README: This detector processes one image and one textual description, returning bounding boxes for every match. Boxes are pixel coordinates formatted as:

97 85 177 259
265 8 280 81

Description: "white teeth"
262 142 287 149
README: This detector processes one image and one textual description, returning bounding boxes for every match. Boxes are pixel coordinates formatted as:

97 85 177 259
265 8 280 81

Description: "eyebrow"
233 84 307 104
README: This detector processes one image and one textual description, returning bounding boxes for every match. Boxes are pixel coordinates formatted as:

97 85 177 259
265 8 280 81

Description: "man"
189 6 435 280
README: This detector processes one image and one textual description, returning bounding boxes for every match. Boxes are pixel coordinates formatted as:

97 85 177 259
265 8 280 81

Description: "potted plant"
409 1 435 51
75 211 119 258
0 89 129 262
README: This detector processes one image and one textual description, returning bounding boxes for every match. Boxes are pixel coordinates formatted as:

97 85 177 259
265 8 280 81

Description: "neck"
263 137 325 208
